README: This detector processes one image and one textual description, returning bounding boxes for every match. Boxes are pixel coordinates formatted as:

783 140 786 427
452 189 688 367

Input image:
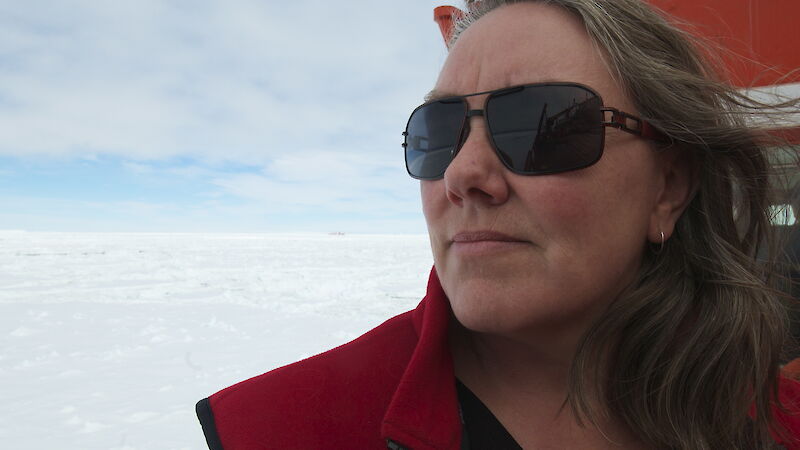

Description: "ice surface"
0 232 432 449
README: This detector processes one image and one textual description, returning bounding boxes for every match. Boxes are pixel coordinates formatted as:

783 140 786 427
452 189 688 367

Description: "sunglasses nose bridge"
448 107 507 176
452 108 485 157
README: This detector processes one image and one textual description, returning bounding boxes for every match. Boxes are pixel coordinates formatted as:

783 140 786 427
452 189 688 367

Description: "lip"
451 230 526 243
450 230 529 256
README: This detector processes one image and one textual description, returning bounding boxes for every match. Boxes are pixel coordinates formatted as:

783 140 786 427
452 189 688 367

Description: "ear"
648 146 698 244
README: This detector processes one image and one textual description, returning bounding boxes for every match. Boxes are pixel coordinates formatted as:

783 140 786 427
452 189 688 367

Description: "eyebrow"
423 88 459 103
425 80 563 103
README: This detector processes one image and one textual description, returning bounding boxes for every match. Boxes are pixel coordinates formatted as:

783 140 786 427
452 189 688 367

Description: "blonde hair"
453 1 799 448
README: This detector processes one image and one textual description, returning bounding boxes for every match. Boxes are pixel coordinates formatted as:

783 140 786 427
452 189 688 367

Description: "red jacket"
198 268 800 449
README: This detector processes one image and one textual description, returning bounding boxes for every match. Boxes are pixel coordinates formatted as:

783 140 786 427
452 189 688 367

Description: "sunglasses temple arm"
639 121 669 142
601 108 669 143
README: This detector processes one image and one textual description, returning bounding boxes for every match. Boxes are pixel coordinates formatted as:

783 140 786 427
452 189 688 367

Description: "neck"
449 319 646 449
449 318 574 410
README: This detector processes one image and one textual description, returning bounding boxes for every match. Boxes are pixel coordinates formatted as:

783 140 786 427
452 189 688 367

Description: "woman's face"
422 3 670 338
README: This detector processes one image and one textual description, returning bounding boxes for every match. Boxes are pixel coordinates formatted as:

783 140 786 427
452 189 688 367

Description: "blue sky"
0 0 456 232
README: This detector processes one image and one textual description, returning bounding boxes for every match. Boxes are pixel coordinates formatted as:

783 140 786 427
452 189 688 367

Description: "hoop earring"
652 230 665 255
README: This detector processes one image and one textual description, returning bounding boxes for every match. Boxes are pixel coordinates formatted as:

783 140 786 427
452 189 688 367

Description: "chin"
446 283 535 334
445 278 596 340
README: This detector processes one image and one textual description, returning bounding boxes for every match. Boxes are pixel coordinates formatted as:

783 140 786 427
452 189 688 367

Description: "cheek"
521 176 650 316
420 181 439 220
528 170 651 264
420 180 453 233
526 176 604 250
420 181 449 253
531 178 592 223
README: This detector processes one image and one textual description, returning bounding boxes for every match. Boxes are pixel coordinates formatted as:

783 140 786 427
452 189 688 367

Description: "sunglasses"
402 82 667 180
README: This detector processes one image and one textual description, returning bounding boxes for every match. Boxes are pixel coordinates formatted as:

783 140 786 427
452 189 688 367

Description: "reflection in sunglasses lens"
487 85 603 175
405 101 465 179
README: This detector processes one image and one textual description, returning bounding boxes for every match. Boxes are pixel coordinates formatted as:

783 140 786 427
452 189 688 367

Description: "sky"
0 0 458 233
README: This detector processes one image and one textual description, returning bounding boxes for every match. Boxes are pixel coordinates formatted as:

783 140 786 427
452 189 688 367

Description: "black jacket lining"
456 379 522 450
196 398 225 450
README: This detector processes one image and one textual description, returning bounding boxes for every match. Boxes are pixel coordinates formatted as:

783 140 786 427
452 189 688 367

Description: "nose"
443 111 511 207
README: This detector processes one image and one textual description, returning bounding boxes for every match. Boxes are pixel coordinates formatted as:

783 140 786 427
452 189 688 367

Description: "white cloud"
0 0 458 232
0 0 452 164
211 150 421 215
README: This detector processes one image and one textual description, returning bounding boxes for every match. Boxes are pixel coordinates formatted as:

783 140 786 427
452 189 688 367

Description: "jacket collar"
379 271 800 449
380 267 462 450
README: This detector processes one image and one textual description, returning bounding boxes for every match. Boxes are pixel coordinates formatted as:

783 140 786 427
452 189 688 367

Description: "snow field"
0 232 432 449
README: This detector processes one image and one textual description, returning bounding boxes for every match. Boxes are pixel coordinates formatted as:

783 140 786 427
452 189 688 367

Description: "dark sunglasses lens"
486 85 603 174
405 100 466 179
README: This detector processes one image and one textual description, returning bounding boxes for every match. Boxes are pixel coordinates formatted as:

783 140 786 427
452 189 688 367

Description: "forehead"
434 3 626 107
